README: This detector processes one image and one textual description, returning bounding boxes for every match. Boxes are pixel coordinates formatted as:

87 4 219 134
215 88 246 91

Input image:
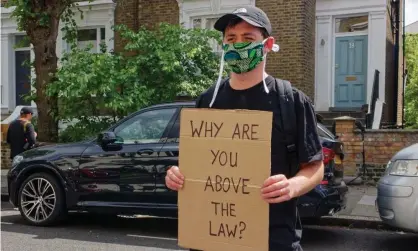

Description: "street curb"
305 216 399 231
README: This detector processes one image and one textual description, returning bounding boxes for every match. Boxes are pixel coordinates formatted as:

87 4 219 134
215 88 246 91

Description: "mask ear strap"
209 50 225 108
262 42 279 93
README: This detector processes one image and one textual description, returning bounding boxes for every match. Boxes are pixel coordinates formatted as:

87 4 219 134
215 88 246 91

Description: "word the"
211 201 236 217
211 150 238 167
204 175 250 195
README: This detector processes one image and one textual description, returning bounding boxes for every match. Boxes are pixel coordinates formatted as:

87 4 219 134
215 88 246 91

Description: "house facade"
406 20 418 33
1 0 405 127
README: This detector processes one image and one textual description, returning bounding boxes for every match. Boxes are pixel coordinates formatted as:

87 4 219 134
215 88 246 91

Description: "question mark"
239 221 247 239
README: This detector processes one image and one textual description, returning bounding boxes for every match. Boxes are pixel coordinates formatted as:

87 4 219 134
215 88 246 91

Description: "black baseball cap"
20 107 33 115
214 6 272 36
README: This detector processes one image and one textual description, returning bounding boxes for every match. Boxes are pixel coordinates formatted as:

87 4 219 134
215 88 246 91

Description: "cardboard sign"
178 108 272 251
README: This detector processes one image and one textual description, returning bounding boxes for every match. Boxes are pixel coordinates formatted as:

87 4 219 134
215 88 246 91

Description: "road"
1 201 417 251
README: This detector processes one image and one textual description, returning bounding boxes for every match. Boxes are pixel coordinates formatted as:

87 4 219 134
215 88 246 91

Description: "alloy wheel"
20 178 56 223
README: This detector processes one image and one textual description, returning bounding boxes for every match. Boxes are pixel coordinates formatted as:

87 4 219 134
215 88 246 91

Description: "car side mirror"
97 131 118 147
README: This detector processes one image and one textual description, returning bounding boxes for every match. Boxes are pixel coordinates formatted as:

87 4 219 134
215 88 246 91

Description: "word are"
190 120 259 140
211 150 238 167
209 221 247 239
204 175 250 195
211 201 236 217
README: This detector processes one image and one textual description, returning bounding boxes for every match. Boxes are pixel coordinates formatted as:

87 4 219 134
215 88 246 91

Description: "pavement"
1 201 417 251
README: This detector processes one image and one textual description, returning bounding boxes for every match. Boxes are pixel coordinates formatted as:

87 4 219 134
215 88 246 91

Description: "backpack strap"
23 121 30 133
275 78 299 177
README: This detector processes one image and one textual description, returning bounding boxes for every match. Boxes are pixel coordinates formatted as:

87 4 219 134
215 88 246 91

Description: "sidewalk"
1 169 8 197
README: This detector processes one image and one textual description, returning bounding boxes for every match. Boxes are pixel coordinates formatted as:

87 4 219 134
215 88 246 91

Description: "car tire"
17 172 67 226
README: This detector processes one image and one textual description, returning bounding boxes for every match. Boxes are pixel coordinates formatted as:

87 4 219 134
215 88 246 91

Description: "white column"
368 11 386 105
107 7 115 52
315 15 332 111
1 34 11 112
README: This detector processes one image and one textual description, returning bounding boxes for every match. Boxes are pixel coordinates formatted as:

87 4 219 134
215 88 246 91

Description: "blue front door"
334 35 368 108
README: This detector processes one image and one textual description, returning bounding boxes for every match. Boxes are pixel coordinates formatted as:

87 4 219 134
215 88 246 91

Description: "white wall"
178 0 255 28
315 0 387 111
0 0 115 115
406 21 418 33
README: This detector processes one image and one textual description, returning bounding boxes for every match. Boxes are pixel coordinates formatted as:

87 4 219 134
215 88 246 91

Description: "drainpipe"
402 0 406 128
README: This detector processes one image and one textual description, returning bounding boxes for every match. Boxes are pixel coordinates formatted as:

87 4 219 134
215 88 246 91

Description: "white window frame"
63 26 106 53
190 15 223 56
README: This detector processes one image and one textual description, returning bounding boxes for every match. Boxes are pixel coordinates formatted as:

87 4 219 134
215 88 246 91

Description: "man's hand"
261 174 295 204
165 166 185 191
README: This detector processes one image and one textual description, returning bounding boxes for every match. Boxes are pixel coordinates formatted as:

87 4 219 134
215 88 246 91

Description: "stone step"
317 111 365 120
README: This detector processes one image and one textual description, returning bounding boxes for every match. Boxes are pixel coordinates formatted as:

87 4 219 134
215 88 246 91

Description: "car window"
167 112 180 143
114 108 177 144
317 123 335 139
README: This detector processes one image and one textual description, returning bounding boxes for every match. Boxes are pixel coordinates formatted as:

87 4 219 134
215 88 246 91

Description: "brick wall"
114 0 179 53
1 142 11 170
256 0 316 101
114 0 139 53
334 117 418 183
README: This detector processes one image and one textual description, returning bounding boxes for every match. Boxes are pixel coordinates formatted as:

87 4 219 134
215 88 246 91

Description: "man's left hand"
261 174 295 204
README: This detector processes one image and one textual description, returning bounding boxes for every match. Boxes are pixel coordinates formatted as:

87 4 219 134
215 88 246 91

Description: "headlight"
12 155 24 167
389 160 418 176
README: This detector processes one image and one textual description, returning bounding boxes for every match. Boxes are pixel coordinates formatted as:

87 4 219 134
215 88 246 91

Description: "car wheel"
18 173 67 226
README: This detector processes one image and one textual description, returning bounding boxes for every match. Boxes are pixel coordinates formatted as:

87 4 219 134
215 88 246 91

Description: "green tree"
405 34 418 128
6 0 92 142
49 23 223 142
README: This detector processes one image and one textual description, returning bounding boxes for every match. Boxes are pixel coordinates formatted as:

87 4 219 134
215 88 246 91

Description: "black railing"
366 70 380 129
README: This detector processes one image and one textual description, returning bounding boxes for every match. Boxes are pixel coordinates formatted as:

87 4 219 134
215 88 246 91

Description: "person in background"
6 107 37 159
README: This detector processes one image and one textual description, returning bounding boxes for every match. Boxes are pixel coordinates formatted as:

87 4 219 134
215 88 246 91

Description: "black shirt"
195 76 323 251
6 119 36 159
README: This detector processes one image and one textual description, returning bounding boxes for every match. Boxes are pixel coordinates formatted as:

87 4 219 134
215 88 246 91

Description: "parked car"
376 143 418 232
7 101 347 226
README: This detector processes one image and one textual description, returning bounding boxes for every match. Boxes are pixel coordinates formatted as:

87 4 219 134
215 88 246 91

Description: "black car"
7 101 348 226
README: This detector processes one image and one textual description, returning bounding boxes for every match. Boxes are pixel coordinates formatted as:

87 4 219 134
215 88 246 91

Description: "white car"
376 143 418 232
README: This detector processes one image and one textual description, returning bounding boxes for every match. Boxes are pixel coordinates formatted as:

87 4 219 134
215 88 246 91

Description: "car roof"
148 101 196 109
392 143 418 160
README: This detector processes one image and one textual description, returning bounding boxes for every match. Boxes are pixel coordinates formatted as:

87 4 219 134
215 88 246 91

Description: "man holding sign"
166 6 324 251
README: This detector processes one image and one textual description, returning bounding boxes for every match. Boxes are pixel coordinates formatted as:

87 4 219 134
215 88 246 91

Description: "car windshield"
317 123 335 139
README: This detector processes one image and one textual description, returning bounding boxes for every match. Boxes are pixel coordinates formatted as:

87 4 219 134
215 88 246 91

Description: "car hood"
391 143 418 161
20 141 92 160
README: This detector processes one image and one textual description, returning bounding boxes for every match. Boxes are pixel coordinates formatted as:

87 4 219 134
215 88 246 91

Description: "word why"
204 175 250 195
190 120 259 140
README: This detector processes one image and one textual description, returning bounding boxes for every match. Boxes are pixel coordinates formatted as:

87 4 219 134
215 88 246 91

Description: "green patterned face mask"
223 40 266 74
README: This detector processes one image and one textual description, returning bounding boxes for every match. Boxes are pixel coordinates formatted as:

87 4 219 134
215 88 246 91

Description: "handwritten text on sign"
178 109 272 251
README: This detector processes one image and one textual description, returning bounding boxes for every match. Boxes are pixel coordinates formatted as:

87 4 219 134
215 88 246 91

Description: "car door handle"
137 149 154 155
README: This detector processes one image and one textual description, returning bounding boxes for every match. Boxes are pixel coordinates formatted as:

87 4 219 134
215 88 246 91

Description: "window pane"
77 29 97 52
192 18 202 29
335 16 368 33
167 112 181 143
15 35 30 48
114 108 177 144
100 28 106 40
77 29 97 41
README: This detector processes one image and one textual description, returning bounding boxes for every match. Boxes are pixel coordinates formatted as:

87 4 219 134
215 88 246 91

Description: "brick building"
1 0 405 128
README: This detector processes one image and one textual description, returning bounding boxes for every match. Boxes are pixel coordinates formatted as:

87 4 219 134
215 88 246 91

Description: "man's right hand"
165 166 185 191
